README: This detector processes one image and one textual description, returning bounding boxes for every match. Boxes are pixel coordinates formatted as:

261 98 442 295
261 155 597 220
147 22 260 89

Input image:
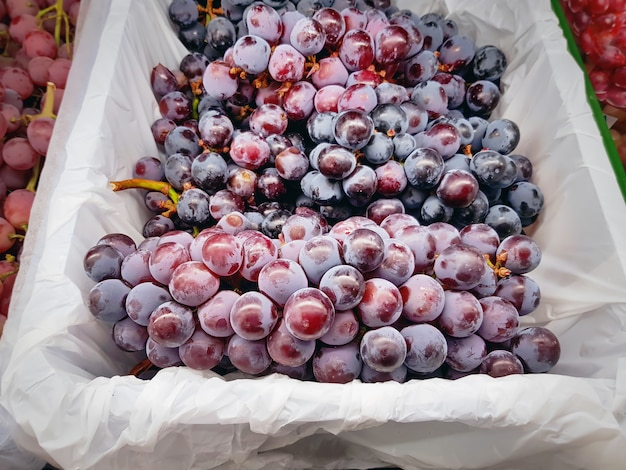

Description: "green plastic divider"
551 0 626 202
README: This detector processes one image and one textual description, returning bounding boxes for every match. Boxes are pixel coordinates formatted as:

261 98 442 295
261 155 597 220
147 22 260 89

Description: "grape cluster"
560 0 626 165
84 0 561 382
0 0 80 336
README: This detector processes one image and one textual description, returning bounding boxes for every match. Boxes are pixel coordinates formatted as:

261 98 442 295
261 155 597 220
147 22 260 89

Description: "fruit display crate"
2 0 626 469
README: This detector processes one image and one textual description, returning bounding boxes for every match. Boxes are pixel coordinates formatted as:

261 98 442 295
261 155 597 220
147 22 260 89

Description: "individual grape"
300 170 344 205
157 230 194 250
206 16 236 53
25 116 53 155
216 211 252 234
197 113 233 149
435 169 479 209
112 317 148 352
413 122 461 159
267 318 316 367
484 204 523 240
356 277 403 328
280 213 322 242
239 230 278 282
496 234 541 274
345 68 383 88
481 118 521 155
433 243 486 290
373 24 410 66
257 258 309 306
168 261 220 307
298 234 343 285
249 103 288 137
318 264 365 311
338 28 375 72
480 350 524 377
312 342 362 383
120 249 154 286
400 185 429 212
178 329 224 371
509 326 561 373
494 274 541 316
174 188 210 226
268 44 305 82
439 35 475 73
147 300 195 348
403 147 444 189
307 112 337 145
365 197 404 225
370 103 408 137
369 238 415 286
392 133 416 161
256 167 288 201
379 213 420 238
125 281 172 327
459 223 500 262
341 164 378 207
27 55 53 87
445 334 487 373
227 335 272 375
83 244 124 282
283 287 335 340
146 337 182 368
401 323 447 374
0 65 33 100
472 45 507 81
144 191 169 213
200 231 243 277
465 80 501 116
143 214 176 238
230 291 279 341
411 80 448 117
394 224 437 273
132 156 164 181
360 326 406 373
227 166 257 199
197 290 239 338
399 274 445 323
246 2 283 44
452 190 490 226
203 60 239 100
363 133 393 166
317 143 357 180
436 290 484 338
341 227 384 273
229 130 270 170
470 150 518 189
87 279 131 323
313 7 346 46
179 52 209 80
282 80 317 120
165 125 201 158
402 50 438 85
313 84 345 113
318 309 360 346
427 221 461 253
148 241 190 285
476 296 519 343
420 194 453 224
151 118 177 146
290 17 326 56
509 154 533 182
0 187 30 228
337 83 377 114
506 181 544 218
168 0 198 27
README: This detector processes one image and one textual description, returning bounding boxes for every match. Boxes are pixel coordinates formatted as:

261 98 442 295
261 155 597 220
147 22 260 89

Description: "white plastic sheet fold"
1 0 626 468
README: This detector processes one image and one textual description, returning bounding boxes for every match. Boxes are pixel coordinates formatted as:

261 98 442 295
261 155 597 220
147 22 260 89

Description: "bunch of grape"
560 0 626 165
0 0 80 336
83 0 561 383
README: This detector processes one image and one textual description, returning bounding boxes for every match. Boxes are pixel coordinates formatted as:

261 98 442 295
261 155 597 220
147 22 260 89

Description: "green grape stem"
110 178 180 206
36 0 72 54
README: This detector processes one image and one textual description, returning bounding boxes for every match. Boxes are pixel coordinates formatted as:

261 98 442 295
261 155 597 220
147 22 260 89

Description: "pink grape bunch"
84 0 561 381
0 0 81 336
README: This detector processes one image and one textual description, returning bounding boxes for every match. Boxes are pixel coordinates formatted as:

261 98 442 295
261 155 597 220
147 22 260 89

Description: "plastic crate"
1 0 626 468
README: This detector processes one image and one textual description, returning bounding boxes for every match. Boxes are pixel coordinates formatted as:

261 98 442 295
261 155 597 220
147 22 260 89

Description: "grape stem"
197 0 223 25
110 178 180 205
130 358 157 377
25 155 43 193
484 252 511 279
23 82 57 125
36 0 72 56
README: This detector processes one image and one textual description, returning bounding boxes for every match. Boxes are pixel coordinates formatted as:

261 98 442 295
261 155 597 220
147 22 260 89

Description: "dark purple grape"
484 204 522 240
168 0 198 27
176 188 211 225
333 109 374 150
472 45 507 82
83 244 123 282
165 153 194 190
164 126 201 158
469 150 518 189
481 119 521 155
510 327 560 373
439 35 475 73
87 279 131 323
480 350 524 377
465 80 501 116
433 243 487 290
436 169 479 208
494 274 541 316
506 182 544 218
206 16 237 53
401 323 447 373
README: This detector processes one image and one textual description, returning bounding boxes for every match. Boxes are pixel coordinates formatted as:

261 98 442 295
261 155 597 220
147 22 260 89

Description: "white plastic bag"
1 0 626 469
